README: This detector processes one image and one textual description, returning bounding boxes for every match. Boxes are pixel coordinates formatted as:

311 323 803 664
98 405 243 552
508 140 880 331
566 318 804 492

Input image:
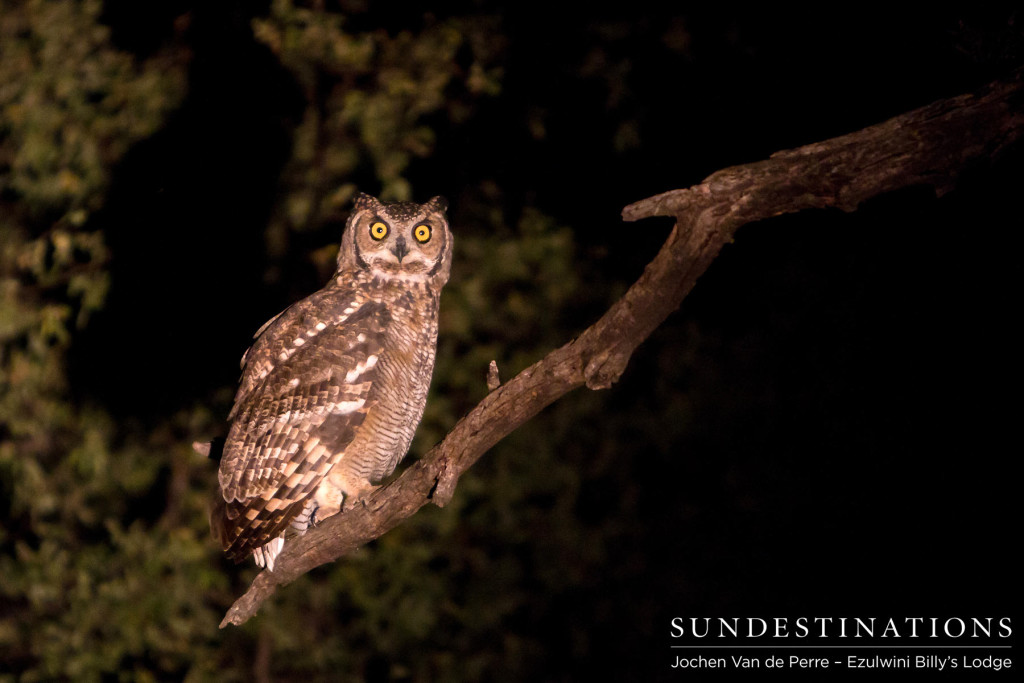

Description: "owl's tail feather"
252 536 285 572
210 485 316 569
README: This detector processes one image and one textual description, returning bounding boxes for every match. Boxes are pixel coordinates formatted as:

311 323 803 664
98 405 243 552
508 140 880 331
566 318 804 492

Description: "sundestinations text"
669 616 1012 639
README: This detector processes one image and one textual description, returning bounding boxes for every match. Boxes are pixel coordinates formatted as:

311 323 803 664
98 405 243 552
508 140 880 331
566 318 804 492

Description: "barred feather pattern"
211 193 451 570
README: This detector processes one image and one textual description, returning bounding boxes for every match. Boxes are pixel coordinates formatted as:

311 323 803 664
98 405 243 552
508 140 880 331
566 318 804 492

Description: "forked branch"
221 69 1022 628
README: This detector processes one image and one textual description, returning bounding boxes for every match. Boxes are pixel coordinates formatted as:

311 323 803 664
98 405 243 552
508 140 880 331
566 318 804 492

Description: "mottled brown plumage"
211 193 452 570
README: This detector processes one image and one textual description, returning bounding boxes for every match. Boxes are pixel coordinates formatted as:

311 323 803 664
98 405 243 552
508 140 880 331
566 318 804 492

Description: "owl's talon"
334 482 380 511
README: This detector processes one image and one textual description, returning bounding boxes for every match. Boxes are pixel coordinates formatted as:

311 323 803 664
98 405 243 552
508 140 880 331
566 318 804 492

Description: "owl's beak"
391 237 408 263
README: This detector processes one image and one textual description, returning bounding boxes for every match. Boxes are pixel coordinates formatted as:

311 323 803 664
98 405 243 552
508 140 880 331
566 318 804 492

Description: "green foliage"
0 1 582 679
0 2 652 680
0 1 195 679
253 0 503 273
0 0 186 216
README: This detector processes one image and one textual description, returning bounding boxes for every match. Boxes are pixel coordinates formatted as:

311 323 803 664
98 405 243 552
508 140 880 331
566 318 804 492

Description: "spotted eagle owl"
210 193 452 571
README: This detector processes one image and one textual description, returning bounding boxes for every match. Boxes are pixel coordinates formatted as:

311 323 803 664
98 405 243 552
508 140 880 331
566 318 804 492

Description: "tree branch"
220 69 1023 628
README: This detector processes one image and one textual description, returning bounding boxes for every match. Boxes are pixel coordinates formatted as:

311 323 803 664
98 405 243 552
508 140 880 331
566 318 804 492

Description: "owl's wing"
230 287 340 419
213 289 389 560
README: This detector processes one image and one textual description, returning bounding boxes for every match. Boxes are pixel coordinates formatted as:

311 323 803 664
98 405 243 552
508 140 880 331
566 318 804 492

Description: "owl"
210 193 452 571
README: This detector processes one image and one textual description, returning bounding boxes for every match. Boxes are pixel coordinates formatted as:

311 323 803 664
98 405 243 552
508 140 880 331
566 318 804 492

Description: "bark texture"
221 69 1022 628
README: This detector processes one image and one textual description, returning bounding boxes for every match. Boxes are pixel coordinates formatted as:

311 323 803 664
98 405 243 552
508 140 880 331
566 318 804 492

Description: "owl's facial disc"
362 220 434 274
341 194 449 282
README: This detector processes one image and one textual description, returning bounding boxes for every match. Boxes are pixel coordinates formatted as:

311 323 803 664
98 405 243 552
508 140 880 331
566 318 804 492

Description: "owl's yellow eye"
413 224 431 243
370 221 389 240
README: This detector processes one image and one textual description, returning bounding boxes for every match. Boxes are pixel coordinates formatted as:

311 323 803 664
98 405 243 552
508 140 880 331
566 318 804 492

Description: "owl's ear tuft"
353 192 379 211
426 196 448 214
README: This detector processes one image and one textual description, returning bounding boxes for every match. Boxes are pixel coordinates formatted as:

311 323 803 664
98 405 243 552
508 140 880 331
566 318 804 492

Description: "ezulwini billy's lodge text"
672 655 1012 670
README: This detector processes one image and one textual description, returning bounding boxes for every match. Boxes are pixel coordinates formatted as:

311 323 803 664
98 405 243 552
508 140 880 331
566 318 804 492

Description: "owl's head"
339 193 452 285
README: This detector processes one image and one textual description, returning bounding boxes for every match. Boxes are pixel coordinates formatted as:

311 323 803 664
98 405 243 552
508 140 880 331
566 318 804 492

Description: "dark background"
3 2 1018 680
